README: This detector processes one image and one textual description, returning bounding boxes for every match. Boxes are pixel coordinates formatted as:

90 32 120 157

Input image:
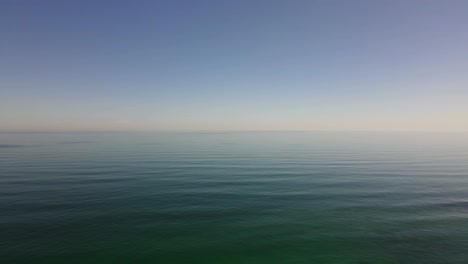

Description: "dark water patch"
377 230 468 264
0 144 28 148
402 201 468 213
57 141 96 144
173 132 234 134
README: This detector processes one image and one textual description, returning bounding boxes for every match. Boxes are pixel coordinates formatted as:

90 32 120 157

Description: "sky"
1 0 468 131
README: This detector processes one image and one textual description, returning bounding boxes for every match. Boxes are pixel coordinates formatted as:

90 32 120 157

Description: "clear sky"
1 0 468 131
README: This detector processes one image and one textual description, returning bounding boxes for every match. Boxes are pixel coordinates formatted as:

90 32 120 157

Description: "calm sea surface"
1 132 468 263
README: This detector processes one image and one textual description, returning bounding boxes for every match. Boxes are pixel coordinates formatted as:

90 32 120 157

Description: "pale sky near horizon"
1 0 468 131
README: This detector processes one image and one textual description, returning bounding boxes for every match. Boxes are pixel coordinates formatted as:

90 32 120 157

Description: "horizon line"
1 129 467 134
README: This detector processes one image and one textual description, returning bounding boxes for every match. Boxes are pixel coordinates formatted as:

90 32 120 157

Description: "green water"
1 132 468 263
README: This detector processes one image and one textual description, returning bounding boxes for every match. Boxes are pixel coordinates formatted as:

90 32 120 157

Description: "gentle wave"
1 132 468 263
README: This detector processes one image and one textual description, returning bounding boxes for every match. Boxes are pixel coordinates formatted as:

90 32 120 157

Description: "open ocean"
1 131 468 264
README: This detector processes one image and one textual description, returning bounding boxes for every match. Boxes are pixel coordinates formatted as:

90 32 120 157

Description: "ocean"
1 131 468 263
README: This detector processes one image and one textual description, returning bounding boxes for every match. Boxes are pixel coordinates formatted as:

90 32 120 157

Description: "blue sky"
1 0 468 131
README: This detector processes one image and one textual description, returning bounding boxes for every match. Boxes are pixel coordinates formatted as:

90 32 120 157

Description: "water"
1 132 468 263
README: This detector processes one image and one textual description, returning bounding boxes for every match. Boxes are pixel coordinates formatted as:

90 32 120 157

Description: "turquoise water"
1 132 468 263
